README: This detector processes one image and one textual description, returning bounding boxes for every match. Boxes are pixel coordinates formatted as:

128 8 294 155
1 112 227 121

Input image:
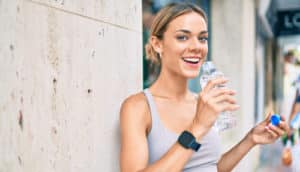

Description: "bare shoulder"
121 92 149 115
120 92 151 131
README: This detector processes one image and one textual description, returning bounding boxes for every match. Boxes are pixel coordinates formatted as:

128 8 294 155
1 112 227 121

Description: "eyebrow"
175 29 208 35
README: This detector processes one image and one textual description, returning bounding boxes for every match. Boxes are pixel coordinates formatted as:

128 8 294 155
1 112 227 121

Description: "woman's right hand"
190 78 240 137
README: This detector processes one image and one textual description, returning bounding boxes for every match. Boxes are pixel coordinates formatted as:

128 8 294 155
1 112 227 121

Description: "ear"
150 36 163 55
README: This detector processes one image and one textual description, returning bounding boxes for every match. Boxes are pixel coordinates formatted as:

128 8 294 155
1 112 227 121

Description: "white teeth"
183 58 199 63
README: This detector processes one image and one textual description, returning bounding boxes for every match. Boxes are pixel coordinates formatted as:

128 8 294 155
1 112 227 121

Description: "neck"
150 68 191 101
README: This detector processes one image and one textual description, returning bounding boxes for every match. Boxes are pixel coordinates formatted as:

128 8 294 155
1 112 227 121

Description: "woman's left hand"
247 112 289 145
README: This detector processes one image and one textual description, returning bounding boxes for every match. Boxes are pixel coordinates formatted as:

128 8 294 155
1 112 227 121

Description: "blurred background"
0 0 300 171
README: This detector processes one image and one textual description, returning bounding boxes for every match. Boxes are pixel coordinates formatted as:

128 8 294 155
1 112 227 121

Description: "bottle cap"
271 114 281 126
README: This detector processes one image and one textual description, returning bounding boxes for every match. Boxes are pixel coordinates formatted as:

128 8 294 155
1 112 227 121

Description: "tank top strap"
143 89 160 128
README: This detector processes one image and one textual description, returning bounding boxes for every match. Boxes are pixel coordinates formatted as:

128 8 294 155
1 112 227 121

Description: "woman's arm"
120 94 207 172
217 112 288 172
289 104 300 125
289 90 300 125
217 132 255 172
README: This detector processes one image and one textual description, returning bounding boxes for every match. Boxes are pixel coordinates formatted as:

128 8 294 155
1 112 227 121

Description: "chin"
183 71 200 79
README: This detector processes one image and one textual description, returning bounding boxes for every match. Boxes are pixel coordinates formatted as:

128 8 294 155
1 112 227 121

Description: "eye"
176 35 188 41
198 37 208 43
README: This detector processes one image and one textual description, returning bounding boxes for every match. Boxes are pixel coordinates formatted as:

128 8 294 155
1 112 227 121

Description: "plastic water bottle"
199 61 236 132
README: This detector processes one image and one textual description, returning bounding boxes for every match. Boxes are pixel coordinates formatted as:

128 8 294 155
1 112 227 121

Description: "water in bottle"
199 61 237 132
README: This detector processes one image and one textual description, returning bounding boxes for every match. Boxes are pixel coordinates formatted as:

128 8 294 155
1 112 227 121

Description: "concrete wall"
211 0 257 171
0 0 142 171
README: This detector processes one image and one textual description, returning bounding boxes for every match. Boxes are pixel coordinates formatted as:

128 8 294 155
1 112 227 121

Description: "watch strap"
178 130 201 152
191 141 201 151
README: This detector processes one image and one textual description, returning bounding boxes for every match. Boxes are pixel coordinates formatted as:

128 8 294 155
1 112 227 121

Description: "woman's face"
159 11 208 78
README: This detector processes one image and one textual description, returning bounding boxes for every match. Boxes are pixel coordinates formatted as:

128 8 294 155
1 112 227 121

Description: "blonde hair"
145 2 207 65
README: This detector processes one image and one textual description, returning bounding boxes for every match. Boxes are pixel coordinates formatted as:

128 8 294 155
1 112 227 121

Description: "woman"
120 2 288 172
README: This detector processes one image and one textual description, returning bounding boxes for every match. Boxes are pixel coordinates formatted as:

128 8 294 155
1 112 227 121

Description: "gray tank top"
144 89 222 172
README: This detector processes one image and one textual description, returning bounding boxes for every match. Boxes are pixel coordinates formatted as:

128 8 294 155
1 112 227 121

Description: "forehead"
167 12 207 32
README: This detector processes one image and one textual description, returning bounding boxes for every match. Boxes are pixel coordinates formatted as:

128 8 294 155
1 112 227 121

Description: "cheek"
201 44 208 54
165 43 188 57
161 45 184 68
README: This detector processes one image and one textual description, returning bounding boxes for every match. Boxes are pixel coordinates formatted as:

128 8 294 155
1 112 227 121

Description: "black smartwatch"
178 130 201 152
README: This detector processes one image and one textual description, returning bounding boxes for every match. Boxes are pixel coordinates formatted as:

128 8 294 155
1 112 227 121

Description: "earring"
159 52 163 58
157 52 162 59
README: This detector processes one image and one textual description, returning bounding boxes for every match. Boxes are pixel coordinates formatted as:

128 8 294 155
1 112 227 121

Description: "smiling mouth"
182 57 200 64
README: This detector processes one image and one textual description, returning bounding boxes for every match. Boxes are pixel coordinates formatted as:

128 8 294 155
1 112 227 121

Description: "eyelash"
198 37 208 42
176 35 188 41
176 35 208 42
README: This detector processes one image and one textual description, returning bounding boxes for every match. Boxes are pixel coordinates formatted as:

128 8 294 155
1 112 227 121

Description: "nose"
189 37 202 52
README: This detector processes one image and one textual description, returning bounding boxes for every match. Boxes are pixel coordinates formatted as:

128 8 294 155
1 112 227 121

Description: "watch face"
178 131 201 151
178 131 195 148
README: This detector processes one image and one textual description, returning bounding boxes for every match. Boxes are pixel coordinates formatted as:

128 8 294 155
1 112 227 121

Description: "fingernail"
268 123 274 127
265 126 270 130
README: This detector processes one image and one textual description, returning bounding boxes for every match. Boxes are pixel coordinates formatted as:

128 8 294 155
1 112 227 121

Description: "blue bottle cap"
270 114 281 126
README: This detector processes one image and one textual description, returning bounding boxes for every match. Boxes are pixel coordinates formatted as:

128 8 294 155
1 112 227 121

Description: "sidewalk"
256 140 299 172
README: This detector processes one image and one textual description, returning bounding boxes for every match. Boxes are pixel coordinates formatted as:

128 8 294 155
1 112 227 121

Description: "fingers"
264 111 273 122
218 102 240 112
279 121 289 132
202 77 228 92
211 89 239 111
268 124 285 136
213 94 237 104
198 84 238 113
280 115 287 121
210 88 236 97
265 126 278 139
266 120 289 138
263 111 288 133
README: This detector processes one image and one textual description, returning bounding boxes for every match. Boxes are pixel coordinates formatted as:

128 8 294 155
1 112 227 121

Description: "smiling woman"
142 1 211 91
119 2 288 172
149 10 208 78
